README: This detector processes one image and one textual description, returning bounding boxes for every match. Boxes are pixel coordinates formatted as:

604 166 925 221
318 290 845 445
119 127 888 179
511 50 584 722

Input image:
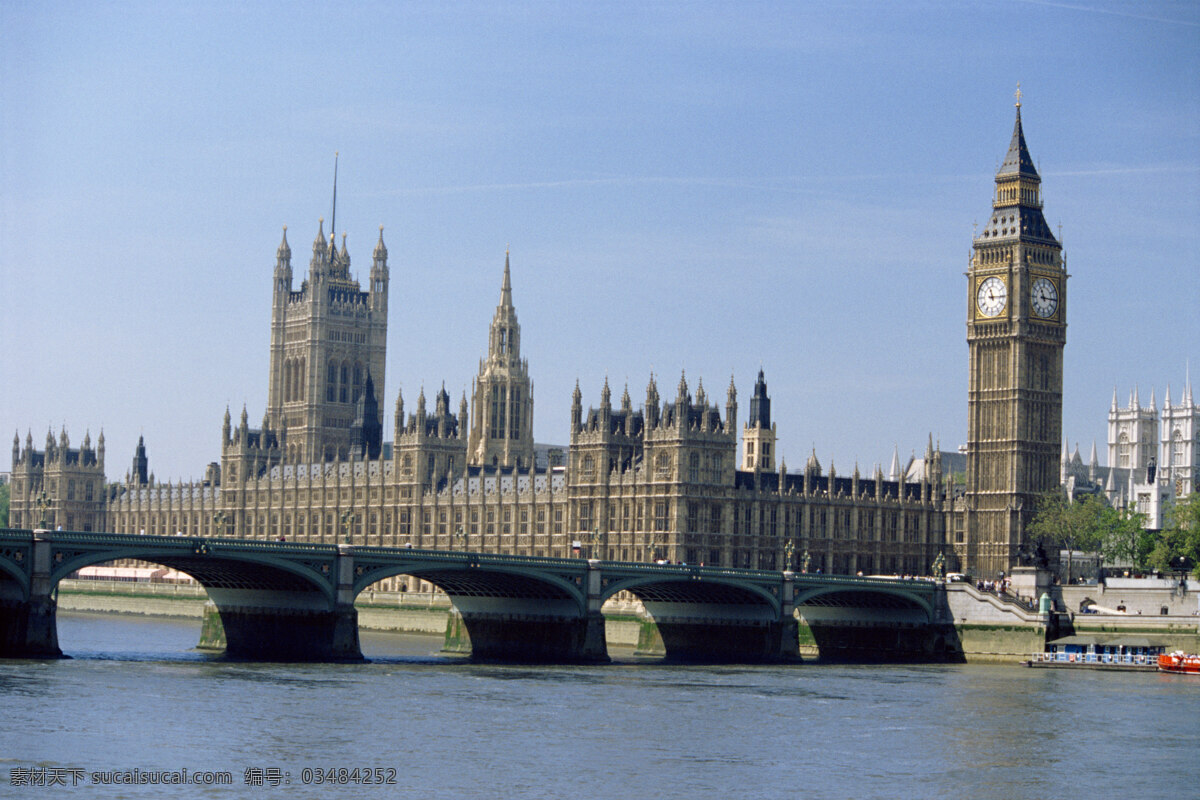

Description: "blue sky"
2 1 1197 481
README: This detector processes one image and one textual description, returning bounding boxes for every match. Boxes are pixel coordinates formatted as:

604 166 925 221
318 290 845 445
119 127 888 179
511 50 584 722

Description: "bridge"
0 528 950 663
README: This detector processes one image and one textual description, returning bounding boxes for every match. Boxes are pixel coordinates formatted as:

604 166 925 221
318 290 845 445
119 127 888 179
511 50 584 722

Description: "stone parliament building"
11 103 1078 582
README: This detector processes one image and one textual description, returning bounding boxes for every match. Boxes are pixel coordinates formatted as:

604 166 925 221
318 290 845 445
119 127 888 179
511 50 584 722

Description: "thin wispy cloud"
1014 0 1200 27
366 171 992 199
1047 164 1200 178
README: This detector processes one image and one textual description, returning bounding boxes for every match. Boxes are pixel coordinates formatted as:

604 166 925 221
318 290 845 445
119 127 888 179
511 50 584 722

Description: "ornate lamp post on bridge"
34 491 53 530
339 510 358 544
932 551 946 580
588 527 602 561
453 525 466 552
784 540 795 572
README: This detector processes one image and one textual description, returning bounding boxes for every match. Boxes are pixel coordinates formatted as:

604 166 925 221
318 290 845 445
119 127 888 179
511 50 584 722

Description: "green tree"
1149 493 1200 579
1029 491 1107 579
1099 504 1152 572
0 481 9 528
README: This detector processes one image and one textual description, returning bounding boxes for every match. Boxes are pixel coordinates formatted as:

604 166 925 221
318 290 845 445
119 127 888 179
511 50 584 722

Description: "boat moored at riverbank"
1157 652 1200 674
1025 634 1173 670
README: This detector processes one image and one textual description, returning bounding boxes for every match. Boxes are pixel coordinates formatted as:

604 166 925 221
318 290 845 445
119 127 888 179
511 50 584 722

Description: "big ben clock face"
976 276 1007 317
1031 277 1058 317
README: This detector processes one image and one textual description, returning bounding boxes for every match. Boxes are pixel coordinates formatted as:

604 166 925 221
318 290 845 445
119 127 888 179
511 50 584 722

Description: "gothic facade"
7 218 948 579
265 221 389 464
1060 379 1199 529
13 104 1096 580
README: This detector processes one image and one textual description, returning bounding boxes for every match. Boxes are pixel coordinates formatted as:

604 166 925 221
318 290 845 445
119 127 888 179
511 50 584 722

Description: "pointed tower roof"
749 369 770 429
976 91 1057 245
501 248 513 307
313 218 326 251
277 225 291 259
997 98 1039 179
486 248 521 367
373 225 387 260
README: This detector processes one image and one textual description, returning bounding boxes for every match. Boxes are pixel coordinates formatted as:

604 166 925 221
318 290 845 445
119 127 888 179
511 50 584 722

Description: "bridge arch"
600 573 782 614
791 580 948 662
597 568 794 663
349 552 599 663
351 561 587 613
0 545 31 599
793 584 934 621
49 546 337 605
9 532 357 661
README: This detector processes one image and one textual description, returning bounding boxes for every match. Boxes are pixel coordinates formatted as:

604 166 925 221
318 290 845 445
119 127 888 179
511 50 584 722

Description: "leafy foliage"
1029 491 1106 554
1099 504 1153 571
1029 491 1151 575
1149 493 1200 578
0 482 8 528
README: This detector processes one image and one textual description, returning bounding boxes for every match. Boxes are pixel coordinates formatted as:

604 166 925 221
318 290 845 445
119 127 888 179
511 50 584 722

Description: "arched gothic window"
655 452 671 479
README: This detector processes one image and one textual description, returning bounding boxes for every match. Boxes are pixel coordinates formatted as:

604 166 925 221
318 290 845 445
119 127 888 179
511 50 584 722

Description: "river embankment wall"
944 583 1200 662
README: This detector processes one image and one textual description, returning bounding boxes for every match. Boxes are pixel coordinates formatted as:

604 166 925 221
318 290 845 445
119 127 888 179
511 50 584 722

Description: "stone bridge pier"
0 530 62 658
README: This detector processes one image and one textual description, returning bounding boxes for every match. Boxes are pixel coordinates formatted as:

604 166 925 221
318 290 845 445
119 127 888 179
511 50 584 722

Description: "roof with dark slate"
997 107 1039 179
977 205 1057 244
733 471 924 501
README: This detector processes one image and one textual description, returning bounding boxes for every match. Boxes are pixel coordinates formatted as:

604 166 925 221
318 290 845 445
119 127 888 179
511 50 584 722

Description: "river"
1 611 1197 798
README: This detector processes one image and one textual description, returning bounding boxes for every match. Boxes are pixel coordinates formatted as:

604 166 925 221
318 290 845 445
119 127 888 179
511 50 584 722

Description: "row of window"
576 451 726 483
325 360 367 404
488 384 523 440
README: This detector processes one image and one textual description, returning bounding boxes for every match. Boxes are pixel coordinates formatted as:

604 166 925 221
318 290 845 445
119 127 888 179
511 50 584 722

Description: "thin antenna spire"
331 151 339 242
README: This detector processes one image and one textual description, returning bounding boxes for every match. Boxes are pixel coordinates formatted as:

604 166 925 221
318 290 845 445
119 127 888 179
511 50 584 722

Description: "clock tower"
964 93 1067 578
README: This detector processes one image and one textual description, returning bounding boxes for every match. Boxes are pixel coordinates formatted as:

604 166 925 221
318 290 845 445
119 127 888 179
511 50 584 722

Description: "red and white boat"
1157 651 1200 674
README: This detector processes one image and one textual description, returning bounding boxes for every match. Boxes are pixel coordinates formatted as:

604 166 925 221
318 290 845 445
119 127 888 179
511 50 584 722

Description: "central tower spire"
468 249 535 469
330 151 339 243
